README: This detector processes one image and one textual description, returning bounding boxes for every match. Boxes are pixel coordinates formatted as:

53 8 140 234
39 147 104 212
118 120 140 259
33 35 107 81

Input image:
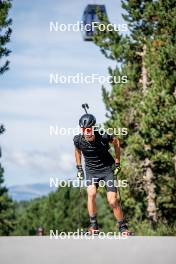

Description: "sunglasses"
82 127 93 135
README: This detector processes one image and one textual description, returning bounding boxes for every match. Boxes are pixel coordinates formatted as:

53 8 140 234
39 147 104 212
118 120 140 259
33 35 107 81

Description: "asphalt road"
0 236 175 264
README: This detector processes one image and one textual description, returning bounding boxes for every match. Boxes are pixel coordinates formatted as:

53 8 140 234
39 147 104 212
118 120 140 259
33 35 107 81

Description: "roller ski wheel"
84 225 99 236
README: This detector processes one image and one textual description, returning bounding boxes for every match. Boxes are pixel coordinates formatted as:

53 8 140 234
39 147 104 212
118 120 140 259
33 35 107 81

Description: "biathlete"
73 106 131 235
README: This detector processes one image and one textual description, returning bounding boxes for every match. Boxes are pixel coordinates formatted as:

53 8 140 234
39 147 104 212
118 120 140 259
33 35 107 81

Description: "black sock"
118 219 125 226
90 215 98 227
118 219 128 231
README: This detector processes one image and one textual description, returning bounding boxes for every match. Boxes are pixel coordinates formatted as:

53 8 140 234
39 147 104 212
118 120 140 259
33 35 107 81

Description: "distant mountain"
9 183 57 201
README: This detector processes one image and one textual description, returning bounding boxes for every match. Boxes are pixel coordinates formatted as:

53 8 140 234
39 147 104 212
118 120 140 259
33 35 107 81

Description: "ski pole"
78 179 83 231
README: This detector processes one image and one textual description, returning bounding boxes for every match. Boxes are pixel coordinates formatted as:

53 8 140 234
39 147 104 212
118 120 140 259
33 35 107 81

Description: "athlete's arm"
111 137 120 164
75 147 82 166
74 148 84 180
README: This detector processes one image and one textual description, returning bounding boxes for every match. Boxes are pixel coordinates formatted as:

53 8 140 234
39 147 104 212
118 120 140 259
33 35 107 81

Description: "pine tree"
137 0 176 226
0 125 16 235
93 0 176 232
0 0 12 74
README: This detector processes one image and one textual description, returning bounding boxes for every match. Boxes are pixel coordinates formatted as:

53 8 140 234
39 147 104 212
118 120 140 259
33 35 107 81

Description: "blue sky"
0 0 125 186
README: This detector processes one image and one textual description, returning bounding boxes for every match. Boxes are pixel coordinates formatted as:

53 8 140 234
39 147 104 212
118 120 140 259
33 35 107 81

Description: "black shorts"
85 166 117 193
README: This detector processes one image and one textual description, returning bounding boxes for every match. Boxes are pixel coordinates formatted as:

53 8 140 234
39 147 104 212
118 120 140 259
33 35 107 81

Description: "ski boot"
119 222 134 236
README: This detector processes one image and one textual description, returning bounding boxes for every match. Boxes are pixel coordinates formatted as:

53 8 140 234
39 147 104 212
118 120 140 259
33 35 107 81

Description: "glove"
114 163 121 176
76 165 84 180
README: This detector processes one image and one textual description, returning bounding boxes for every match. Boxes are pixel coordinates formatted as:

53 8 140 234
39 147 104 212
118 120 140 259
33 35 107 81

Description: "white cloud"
6 149 74 174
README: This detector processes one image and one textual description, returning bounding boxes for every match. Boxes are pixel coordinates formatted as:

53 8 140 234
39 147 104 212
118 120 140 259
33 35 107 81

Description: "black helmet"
79 114 96 128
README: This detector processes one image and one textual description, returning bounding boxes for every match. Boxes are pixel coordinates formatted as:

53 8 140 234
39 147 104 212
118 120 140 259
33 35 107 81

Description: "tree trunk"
139 44 148 94
139 45 157 226
173 156 176 175
143 158 157 226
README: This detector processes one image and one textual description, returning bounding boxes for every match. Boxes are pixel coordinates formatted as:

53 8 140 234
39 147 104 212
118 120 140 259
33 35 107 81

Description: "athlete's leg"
87 184 97 216
104 170 130 233
107 191 124 221
103 169 124 220
107 191 131 234
86 184 99 232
